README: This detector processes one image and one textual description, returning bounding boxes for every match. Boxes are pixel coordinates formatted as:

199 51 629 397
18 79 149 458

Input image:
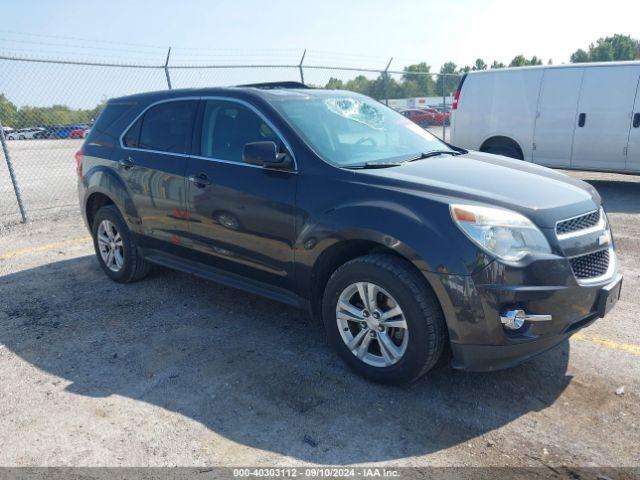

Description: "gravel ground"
0 169 638 469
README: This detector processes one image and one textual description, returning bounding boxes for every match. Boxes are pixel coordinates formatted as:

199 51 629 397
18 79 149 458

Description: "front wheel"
322 254 447 384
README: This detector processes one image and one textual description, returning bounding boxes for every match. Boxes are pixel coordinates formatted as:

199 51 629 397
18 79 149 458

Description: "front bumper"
425 255 622 372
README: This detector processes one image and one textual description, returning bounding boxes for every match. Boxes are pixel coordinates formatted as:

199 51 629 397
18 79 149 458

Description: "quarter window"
199 100 281 163
125 100 197 154
123 117 142 148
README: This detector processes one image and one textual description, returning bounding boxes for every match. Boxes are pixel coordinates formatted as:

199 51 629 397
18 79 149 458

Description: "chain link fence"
0 54 461 226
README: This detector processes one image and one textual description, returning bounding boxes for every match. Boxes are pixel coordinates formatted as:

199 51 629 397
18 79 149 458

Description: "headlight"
450 204 551 262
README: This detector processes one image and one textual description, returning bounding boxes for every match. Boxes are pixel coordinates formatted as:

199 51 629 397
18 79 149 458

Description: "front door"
571 65 640 171
118 99 198 245
185 98 297 288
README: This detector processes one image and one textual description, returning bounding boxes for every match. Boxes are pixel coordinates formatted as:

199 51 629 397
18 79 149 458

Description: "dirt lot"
0 170 638 469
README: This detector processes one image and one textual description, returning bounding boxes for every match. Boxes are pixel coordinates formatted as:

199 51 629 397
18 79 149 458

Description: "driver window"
200 100 280 163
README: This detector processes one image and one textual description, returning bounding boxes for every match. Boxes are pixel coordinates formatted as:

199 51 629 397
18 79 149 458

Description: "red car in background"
400 109 436 127
425 107 451 126
69 127 90 139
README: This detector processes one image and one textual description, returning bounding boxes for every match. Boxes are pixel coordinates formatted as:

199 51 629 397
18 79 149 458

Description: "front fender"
294 197 489 297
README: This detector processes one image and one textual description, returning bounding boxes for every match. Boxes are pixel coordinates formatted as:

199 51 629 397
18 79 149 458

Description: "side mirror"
242 141 291 169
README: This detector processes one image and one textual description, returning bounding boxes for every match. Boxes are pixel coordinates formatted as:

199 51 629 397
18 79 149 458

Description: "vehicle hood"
358 151 600 228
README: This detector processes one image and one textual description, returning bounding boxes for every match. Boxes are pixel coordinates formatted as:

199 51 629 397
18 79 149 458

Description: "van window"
136 100 197 154
199 100 280 163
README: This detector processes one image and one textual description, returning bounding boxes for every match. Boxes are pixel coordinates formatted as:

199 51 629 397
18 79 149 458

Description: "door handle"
578 113 586 127
633 112 640 128
118 157 134 169
188 173 211 188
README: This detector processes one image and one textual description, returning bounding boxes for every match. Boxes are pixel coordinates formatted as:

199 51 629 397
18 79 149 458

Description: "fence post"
442 74 446 141
298 49 306 84
0 121 27 223
383 57 393 106
164 47 172 90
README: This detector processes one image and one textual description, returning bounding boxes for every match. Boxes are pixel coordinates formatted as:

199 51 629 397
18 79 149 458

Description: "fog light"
500 309 553 330
500 309 526 330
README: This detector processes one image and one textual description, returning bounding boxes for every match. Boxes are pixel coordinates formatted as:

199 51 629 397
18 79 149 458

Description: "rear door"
185 98 297 288
532 67 583 168
571 65 640 171
118 98 198 245
624 76 640 172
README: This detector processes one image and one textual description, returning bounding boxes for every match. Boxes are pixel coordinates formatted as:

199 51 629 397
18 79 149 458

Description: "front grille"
570 249 610 279
556 210 600 235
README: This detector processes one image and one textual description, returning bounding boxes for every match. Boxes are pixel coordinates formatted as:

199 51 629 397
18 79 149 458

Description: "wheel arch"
307 232 442 322
479 135 524 160
82 167 140 231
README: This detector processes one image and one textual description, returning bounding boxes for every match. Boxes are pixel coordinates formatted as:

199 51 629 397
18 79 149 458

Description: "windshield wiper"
406 150 461 162
345 150 461 169
345 162 404 169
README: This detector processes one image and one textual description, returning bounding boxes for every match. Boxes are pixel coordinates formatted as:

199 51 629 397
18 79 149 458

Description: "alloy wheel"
97 219 124 272
336 282 409 367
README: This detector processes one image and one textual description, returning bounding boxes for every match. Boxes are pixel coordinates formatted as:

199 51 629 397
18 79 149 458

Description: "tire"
482 144 522 160
91 205 150 283
322 253 446 384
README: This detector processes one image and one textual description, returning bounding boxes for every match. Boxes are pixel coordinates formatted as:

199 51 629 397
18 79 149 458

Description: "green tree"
570 49 590 63
508 55 542 67
325 77 345 89
0 94 18 128
435 62 459 96
343 75 373 96
473 58 487 71
570 34 639 63
401 62 436 97
589 41 615 62
490 61 506 69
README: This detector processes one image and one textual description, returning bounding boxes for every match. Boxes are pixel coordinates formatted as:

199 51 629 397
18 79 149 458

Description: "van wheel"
322 253 446 384
481 138 524 160
91 205 150 283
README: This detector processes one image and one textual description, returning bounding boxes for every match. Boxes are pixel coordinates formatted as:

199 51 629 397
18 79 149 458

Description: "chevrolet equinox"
77 82 622 384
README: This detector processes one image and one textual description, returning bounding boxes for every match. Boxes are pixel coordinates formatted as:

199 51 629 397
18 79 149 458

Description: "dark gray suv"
76 83 622 383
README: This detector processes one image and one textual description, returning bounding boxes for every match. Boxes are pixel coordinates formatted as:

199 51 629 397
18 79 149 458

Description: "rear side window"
126 100 197 154
93 102 137 134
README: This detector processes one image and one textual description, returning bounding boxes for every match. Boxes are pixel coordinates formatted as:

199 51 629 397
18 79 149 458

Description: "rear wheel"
91 205 150 283
322 254 446 384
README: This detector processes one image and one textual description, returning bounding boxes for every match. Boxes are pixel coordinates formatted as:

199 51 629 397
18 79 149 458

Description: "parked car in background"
400 108 436 127
6 127 45 140
34 125 74 139
2 127 15 138
450 61 640 173
422 107 450 126
70 127 91 139
77 83 621 384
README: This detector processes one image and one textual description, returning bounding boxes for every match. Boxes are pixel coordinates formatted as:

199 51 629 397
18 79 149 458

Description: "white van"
450 62 640 173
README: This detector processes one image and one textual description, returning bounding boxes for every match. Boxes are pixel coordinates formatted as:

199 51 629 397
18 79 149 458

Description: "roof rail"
238 81 310 89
